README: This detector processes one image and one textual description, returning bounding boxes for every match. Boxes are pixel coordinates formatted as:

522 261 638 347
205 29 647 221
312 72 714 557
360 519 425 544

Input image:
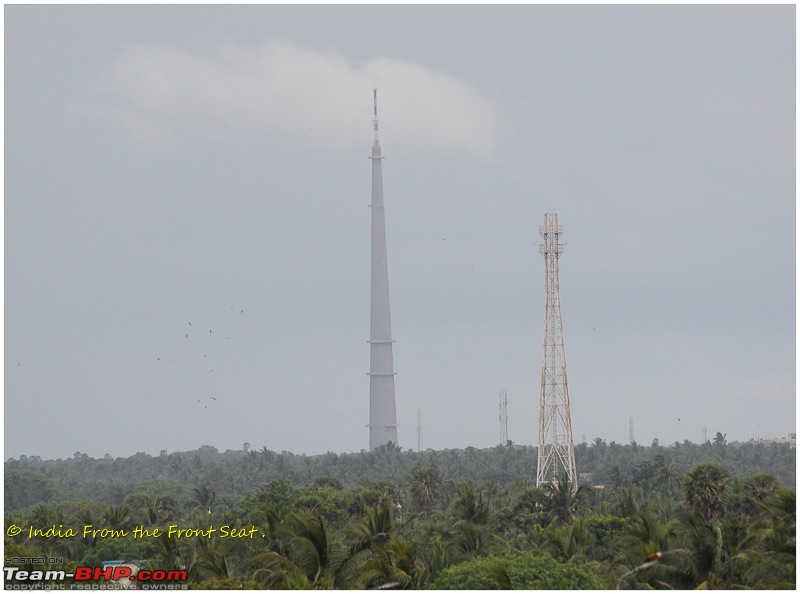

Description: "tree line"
5 436 795 512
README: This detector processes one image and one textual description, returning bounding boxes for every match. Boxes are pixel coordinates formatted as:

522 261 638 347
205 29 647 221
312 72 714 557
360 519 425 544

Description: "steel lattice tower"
367 88 399 450
536 213 577 486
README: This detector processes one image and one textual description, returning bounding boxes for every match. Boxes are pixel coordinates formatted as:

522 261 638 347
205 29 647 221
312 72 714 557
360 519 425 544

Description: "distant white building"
748 433 796 448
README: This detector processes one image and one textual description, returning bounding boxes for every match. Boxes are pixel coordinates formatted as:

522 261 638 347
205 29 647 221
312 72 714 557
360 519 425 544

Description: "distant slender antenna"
629 416 635 445
702 425 708 443
499 389 509 445
417 408 422 452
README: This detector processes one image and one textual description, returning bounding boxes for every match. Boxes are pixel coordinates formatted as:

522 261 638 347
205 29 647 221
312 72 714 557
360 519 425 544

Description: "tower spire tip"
372 88 380 145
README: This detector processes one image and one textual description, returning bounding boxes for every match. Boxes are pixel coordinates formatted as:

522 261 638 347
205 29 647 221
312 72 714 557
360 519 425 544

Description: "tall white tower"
536 213 577 486
367 89 399 450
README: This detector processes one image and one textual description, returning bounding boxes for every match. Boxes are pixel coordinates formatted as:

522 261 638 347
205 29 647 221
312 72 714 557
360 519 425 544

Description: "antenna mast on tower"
499 389 509 445
536 213 577 486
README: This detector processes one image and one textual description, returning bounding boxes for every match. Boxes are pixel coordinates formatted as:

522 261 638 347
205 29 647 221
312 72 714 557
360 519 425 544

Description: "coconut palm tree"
543 475 592 525
251 511 336 588
651 454 682 494
607 465 627 495
614 484 643 518
419 538 454 582
449 482 489 525
544 517 591 562
744 486 796 588
626 512 722 589
354 535 430 589
508 486 548 532
192 485 216 515
190 537 231 581
150 532 185 572
337 506 393 587
618 511 671 563
102 504 133 531
348 503 393 546
450 520 485 561
124 493 178 526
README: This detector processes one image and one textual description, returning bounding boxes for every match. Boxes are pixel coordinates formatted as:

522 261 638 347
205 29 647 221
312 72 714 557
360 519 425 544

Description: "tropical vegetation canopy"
4 438 795 589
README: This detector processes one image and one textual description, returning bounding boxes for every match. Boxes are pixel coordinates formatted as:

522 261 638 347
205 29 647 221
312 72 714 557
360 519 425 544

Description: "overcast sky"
5 5 795 460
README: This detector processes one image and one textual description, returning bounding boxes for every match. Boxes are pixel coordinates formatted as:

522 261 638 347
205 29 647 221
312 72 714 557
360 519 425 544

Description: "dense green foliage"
433 552 601 589
4 440 795 589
